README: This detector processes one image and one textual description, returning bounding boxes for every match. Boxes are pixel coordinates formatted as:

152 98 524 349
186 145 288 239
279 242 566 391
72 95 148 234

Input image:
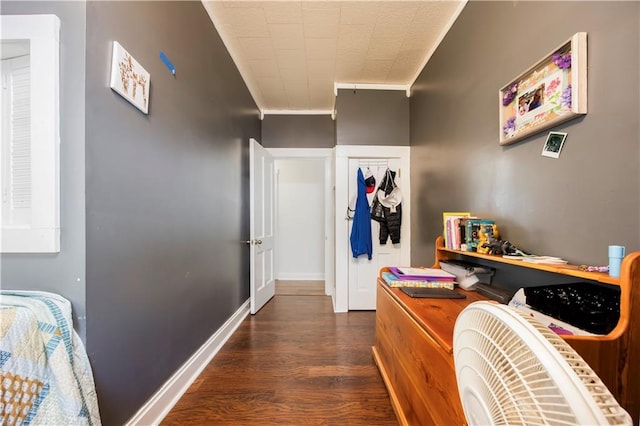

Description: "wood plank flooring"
161 293 398 425
275 280 325 296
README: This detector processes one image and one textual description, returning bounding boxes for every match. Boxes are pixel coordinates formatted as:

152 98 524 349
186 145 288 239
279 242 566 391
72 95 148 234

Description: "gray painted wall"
336 89 409 145
410 1 639 266
1 1 87 340
262 114 335 148
262 89 410 148
84 2 259 424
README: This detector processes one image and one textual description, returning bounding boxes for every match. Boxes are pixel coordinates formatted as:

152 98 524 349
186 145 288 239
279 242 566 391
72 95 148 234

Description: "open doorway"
275 157 325 293
269 148 335 298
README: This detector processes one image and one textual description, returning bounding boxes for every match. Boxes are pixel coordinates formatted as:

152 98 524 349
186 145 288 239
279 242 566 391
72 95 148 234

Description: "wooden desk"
372 279 486 425
434 237 640 424
373 237 640 425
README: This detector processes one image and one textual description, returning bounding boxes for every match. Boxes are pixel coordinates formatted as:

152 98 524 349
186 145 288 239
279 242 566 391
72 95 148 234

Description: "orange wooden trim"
372 346 409 426
378 266 391 279
436 244 620 286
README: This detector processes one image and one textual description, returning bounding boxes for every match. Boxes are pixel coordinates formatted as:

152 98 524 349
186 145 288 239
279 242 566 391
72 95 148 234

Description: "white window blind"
3 56 32 226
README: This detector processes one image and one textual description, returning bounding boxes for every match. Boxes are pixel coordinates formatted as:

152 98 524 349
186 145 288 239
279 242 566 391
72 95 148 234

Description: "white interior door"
334 146 410 313
250 138 275 314
348 159 403 310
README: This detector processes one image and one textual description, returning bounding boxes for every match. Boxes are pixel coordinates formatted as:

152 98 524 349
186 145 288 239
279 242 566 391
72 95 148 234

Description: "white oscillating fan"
453 301 632 426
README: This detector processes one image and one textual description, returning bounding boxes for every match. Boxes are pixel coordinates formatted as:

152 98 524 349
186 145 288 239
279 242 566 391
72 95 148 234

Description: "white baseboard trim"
124 299 251 426
276 273 325 281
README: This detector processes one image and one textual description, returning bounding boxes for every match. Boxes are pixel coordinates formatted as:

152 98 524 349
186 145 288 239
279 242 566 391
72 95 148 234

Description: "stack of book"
382 266 456 289
442 212 497 252
442 212 472 250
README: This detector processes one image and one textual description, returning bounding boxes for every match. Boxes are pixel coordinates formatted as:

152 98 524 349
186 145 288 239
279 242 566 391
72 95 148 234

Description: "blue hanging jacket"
350 168 372 260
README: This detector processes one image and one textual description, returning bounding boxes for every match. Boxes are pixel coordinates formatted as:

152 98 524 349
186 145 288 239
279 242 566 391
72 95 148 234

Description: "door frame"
267 148 335 298
335 145 411 312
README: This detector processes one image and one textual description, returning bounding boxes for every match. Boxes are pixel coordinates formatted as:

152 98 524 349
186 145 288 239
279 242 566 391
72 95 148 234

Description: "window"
1 15 60 252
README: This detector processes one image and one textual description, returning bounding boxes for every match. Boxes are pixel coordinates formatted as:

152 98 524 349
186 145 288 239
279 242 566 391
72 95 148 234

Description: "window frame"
1 15 60 253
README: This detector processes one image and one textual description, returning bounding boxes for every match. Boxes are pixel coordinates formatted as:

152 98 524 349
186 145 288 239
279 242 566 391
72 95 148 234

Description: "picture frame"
541 132 567 158
109 41 150 114
499 32 587 145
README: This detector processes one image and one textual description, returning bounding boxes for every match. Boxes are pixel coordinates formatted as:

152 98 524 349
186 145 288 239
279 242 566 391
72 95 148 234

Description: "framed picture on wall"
109 41 151 114
499 33 587 145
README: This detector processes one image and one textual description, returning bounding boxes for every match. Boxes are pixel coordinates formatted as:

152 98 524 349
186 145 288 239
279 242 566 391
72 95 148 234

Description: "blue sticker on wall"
159 51 175 75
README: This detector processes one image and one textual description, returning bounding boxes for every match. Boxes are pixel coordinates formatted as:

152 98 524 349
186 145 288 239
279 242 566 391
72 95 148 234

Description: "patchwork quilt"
0 291 100 425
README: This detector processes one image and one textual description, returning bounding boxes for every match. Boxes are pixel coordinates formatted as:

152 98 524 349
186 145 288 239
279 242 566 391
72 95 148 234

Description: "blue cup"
608 245 625 277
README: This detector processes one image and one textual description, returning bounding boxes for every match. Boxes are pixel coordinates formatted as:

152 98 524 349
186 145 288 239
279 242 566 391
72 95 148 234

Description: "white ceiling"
202 1 466 115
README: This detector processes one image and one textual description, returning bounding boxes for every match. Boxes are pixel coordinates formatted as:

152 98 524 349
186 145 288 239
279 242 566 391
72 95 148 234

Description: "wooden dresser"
373 237 640 425
373 278 487 425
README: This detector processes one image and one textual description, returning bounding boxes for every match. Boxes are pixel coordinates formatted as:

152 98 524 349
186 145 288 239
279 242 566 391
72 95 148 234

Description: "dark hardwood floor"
162 293 398 425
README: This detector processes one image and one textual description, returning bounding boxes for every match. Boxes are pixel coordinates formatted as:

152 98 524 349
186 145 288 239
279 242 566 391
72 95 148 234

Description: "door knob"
241 240 262 245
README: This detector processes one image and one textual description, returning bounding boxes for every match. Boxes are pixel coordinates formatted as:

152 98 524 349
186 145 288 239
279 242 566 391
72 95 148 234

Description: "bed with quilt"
0 291 100 425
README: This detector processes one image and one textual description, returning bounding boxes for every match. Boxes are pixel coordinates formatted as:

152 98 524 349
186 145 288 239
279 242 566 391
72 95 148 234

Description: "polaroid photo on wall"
541 132 567 158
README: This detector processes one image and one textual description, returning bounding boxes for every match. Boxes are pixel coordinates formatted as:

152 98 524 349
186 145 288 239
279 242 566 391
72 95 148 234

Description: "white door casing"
250 138 275 314
325 148 336 299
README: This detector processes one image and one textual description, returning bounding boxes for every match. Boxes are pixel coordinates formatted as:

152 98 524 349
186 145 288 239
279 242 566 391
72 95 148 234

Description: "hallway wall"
84 2 260 424
336 89 409 146
262 115 335 148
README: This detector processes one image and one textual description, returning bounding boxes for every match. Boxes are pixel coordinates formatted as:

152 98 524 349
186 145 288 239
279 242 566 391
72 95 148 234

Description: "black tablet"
400 287 466 299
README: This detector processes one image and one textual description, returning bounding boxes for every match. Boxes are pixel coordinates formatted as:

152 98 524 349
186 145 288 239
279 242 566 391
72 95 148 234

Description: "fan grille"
453 302 631 426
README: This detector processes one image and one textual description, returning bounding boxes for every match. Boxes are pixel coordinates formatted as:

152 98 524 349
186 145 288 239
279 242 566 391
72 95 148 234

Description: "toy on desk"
578 264 610 273
476 224 500 254
481 238 529 256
